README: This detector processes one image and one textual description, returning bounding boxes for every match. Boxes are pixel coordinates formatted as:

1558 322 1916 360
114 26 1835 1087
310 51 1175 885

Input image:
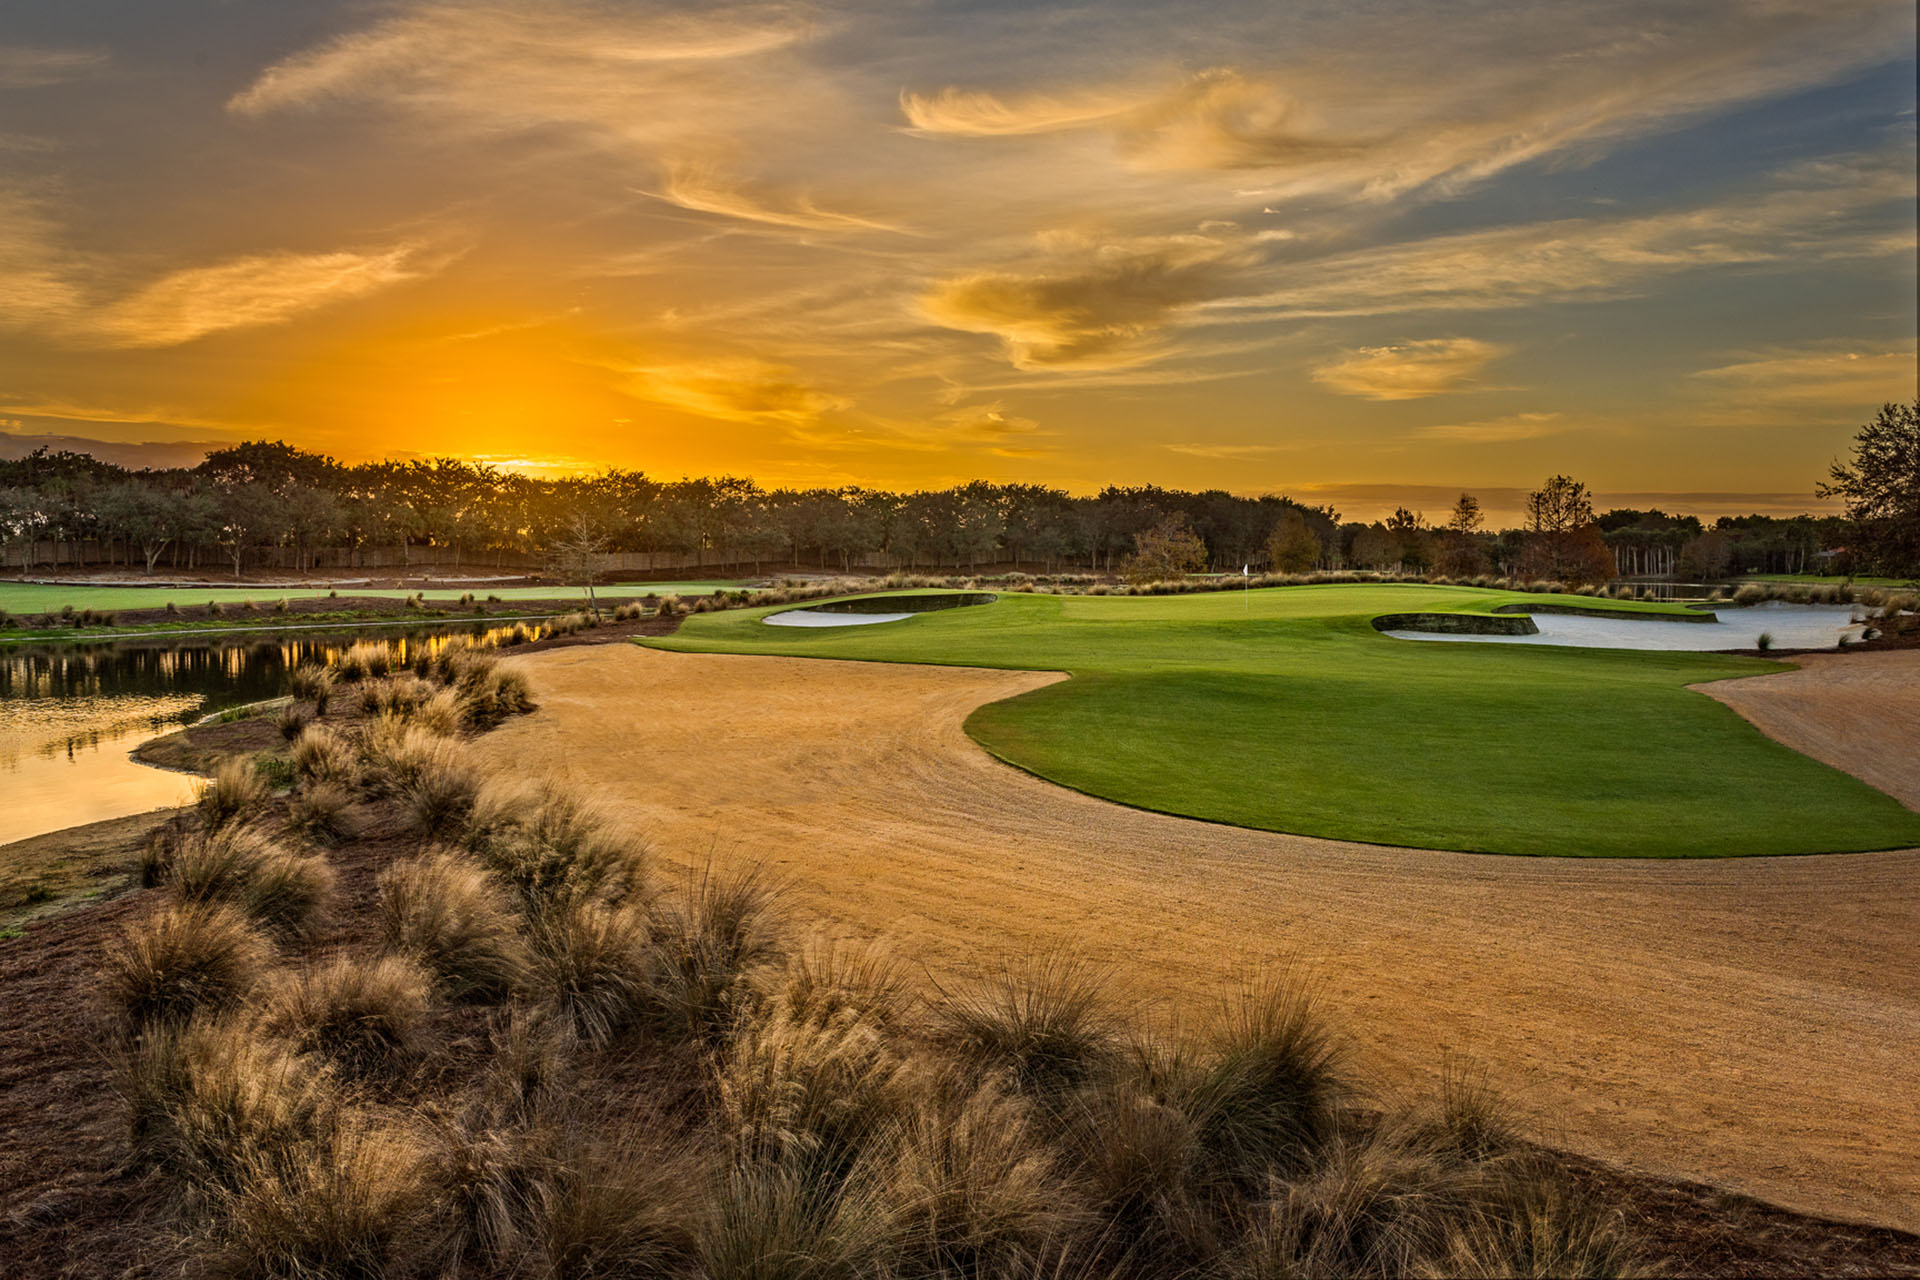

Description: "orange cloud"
1312 338 1510 401
88 245 431 347
623 358 848 426
922 233 1253 369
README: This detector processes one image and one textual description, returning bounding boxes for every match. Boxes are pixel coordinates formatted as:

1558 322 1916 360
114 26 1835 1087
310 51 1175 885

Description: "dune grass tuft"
265 953 436 1077
196 757 272 830
101 901 276 1035
935 953 1120 1100
378 852 532 1002
464 781 648 915
159 825 338 941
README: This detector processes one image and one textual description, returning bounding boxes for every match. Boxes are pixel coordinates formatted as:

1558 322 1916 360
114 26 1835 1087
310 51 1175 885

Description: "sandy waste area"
473 644 1920 1230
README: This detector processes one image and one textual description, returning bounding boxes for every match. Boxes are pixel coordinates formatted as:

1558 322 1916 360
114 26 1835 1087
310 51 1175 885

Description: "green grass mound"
648 585 1920 858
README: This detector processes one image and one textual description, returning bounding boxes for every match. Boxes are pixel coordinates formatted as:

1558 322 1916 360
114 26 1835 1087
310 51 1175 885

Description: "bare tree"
547 516 610 615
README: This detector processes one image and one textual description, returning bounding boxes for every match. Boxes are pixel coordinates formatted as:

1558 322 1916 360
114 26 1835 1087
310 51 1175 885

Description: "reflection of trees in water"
0 622 527 765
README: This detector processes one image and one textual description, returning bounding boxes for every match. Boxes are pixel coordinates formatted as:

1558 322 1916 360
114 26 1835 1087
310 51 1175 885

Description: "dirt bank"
1696 650 1920 812
472 644 1920 1232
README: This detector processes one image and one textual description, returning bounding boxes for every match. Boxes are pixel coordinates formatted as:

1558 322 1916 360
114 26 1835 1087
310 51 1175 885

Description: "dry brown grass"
195 757 272 830
264 953 436 1077
152 825 338 941
198 1114 436 1277
378 851 532 1001
289 724 355 786
100 901 276 1035
285 777 354 845
529 901 656 1046
464 781 649 915
116 1016 340 1194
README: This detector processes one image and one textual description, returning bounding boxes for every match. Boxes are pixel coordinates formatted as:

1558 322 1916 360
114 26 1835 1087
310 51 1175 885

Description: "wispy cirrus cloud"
623 357 848 426
0 46 109 90
904 1 1908 201
649 159 908 234
1414 411 1564 441
1311 338 1510 401
227 3 809 117
88 245 433 347
1690 342 1919 415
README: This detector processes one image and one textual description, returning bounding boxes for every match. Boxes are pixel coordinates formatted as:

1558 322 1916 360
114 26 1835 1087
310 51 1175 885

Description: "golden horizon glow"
0 0 1914 523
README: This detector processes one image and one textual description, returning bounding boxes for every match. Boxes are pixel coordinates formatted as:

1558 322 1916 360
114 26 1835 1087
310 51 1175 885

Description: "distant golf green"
0 581 746 615
645 585 1920 857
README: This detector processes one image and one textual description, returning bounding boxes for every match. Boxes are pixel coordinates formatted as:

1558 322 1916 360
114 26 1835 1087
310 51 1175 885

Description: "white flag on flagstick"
1242 564 1249 576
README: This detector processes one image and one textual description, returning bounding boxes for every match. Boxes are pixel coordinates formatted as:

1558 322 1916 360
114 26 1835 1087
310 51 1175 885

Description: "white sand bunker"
1387 602 1870 651
764 609 916 627
764 591 996 629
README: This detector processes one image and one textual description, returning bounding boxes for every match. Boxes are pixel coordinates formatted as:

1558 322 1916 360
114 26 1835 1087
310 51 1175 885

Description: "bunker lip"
763 590 996 627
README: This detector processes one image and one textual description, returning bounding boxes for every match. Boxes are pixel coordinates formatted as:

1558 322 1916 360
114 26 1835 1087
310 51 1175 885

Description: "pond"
1383 602 1870 652
0 622 547 847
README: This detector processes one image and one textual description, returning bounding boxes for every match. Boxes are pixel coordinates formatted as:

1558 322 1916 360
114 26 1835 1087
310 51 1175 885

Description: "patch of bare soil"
1696 650 1920 811
473 644 1920 1234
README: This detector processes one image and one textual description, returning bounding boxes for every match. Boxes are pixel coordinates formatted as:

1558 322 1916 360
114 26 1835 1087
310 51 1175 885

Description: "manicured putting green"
646 585 1920 857
0 581 746 614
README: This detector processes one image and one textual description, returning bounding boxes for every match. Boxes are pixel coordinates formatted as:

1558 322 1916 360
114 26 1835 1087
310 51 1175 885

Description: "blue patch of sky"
1379 56 1918 240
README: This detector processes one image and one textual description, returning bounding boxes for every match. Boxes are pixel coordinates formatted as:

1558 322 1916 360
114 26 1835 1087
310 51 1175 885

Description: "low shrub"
1756 631 1774 651
378 852 532 1001
265 954 436 1076
100 901 275 1034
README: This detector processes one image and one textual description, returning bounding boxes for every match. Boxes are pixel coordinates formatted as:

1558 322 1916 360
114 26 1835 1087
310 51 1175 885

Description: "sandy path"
473 645 1920 1231
1696 650 1920 812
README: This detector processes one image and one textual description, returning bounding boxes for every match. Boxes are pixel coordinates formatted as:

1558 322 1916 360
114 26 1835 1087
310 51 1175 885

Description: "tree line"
3 403 1911 581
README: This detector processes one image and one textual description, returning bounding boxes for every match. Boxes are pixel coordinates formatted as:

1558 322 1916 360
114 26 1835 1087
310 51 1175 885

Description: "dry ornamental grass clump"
463 781 648 915
101 901 276 1035
264 953 436 1077
156 825 337 941
378 852 532 1001
195 757 272 830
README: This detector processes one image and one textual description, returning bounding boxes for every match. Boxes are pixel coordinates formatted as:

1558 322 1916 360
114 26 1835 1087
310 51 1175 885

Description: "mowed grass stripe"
646 585 1920 857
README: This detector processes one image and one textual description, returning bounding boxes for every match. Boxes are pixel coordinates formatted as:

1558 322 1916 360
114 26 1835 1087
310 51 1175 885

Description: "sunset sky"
1 0 1914 521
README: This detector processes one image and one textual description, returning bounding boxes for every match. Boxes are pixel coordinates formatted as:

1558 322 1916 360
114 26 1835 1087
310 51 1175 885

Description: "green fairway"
0 580 746 615
644 585 1920 857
